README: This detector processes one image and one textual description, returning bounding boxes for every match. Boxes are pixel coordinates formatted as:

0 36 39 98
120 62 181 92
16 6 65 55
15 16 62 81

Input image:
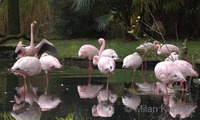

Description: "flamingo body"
174 60 198 78
39 53 62 73
154 61 186 84
98 38 119 60
10 56 41 76
78 45 99 60
100 49 119 60
136 42 155 52
156 44 179 55
122 52 142 71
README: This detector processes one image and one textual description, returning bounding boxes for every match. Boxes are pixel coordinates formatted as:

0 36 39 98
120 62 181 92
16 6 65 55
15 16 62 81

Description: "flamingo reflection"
163 95 197 119
77 84 103 99
14 84 38 105
11 102 41 120
122 93 141 111
37 77 61 111
92 76 117 117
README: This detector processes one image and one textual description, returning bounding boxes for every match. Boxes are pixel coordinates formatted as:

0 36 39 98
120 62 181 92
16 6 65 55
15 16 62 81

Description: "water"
0 52 200 120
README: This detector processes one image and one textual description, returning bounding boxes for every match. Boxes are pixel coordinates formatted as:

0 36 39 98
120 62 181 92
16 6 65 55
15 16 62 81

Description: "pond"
0 48 199 120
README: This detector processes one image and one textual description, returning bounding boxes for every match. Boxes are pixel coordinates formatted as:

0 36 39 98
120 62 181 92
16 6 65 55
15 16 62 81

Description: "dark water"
0 53 200 120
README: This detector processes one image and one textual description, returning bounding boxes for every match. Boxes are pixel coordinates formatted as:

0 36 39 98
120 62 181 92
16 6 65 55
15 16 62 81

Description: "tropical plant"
0 112 14 120
55 113 75 120
72 0 200 39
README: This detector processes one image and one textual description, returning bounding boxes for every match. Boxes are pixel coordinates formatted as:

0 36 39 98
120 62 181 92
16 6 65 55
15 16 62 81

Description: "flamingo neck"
98 38 105 56
156 44 162 55
30 23 35 47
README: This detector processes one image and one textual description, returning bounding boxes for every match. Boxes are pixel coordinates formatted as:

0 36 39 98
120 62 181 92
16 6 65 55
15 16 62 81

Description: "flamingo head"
98 38 105 45
41 53 49 57
31 21 37 27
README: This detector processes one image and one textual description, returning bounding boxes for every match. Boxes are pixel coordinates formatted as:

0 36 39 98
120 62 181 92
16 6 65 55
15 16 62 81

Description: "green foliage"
55 113 75 120
0 112 14 120
94 11 115 31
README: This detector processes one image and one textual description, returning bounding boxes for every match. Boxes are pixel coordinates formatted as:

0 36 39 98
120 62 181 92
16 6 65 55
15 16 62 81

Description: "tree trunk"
7 0 20 35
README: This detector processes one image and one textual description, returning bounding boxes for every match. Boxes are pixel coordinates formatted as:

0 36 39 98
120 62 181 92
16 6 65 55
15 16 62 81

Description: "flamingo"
93 55 115 89
173 60 198 93
154 61 186 106
39 53 62 92
165 52 179 61
174 60 198 78
98 38 119 60
7 56 41 100
153 41 179 55
92 38 117 89
136 42 155 52
136 42 156 81
14 21 58 59
122 52 143 89
93 56 115 87
78 43 99 82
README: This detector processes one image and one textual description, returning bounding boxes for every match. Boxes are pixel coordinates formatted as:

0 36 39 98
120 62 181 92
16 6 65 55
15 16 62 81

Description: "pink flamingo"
174 60 198 93
154 61 186 106
8 56 41 100
165 52 179 61
122 52 143 89
78 42 99 82
136 42 155 52
98 38 119 60
14 21 58 59
39 53 62 92
154 41 179 55
136 42 156 81
174 60 198 78
93 55 115 89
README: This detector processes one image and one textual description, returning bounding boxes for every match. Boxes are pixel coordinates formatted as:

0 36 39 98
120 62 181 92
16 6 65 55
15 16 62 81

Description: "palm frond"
94 9 117 31
72 0 96 13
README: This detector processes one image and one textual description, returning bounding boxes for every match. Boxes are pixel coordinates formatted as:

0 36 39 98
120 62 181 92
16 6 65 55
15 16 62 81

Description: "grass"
50 38 200 62
1 38 200 62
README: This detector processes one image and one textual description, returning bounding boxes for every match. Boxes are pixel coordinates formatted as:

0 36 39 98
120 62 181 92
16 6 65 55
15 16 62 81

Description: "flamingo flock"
6 22 199 119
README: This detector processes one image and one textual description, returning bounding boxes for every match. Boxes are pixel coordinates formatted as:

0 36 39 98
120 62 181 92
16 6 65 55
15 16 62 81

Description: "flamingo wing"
36 39 58 56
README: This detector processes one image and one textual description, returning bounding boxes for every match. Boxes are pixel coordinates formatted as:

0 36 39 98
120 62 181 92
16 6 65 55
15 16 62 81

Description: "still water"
0 51 199 120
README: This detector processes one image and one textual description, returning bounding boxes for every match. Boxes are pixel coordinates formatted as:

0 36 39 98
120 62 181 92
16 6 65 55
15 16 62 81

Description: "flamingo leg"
185 81 188 94
106 74 110 101
180 81 185 100
106 74 110 90
23 75 27 101
132 70 135 89
143 53 147 82
88 60 92 83
141 52 147 82
165 84 169 111
27 77 31 86
45 71 49 95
